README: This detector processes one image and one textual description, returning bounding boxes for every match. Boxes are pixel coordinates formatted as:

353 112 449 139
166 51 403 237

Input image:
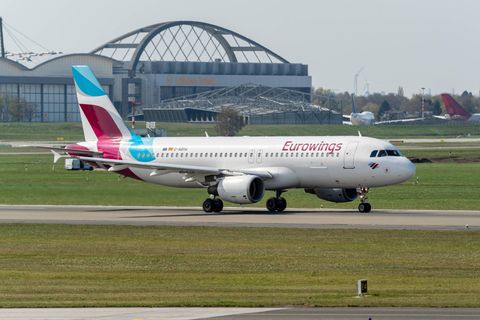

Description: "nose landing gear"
357 187 371 213
266 190 287 213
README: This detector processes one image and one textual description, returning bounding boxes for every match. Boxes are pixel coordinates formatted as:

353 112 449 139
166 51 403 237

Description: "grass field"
1 154 479 210
0 224 478 307
2 122 480 141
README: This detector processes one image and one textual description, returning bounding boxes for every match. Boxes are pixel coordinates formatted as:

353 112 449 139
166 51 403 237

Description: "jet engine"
209 175 265 204
305 188 357 203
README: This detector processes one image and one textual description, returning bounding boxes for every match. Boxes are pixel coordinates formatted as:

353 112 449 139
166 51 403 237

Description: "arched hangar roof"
0 53 116 77
91 21 290 73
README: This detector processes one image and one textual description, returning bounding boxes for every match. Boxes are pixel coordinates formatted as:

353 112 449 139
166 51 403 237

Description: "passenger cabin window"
370 150 378 157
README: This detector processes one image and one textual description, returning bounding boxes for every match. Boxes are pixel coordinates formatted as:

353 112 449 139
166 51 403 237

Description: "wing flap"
77 156 222 174
76 156 274 179
20 145 103 157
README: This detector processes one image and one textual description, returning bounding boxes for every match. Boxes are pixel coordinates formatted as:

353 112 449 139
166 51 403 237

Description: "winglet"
358 131 362 137
205 131 209 137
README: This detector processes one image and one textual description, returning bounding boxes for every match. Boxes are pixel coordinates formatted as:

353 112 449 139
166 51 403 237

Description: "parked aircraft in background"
438 94 480 122
343 95 375 125
41 66 415 213
343 94 426 125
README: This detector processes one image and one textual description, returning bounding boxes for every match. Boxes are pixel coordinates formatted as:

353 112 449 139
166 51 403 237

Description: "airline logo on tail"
72 65 132 141
440 94 471 119
72 65 156 164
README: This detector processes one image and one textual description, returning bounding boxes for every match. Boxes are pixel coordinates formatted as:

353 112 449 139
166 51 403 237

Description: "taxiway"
0 205 479 230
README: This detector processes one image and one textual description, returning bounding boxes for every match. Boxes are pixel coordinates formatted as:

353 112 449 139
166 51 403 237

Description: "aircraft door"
248 149 255 164
343 142 359 169
256 149 263 164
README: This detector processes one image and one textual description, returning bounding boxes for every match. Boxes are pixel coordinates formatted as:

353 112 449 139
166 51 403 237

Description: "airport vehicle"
48 66 415 213
438 94 480 122
64 158 93 171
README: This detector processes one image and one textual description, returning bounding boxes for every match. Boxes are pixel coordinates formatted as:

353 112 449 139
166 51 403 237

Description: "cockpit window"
377 150 387 157
386 149 402 157
370 150 378 157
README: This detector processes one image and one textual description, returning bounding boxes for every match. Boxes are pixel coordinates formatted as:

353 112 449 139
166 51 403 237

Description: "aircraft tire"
266 197 277 212
358 203 372 213
358 203 366 213
364 203 372 213
276 197 287 212
212 199 224 213
203 199 214 213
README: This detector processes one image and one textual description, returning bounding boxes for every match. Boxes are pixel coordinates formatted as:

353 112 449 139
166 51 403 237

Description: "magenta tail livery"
48 65 416 213
438 94 480 122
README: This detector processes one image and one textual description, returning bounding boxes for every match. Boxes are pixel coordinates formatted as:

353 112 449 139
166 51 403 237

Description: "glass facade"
0 83 110 122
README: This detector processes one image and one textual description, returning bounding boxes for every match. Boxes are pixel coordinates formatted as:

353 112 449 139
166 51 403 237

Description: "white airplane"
343 95 375 125
344 94 427 125
46 66 415 213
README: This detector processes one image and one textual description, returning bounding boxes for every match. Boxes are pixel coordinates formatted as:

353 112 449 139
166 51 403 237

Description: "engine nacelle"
305 188 357 203
212 175 265 204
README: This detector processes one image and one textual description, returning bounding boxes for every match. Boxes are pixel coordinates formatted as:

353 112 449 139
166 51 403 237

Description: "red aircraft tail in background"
440 94 471 119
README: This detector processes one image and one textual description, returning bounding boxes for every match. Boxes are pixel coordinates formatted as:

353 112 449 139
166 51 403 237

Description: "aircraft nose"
399 158 416 182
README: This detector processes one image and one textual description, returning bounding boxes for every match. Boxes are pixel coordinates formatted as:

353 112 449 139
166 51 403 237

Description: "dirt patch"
409 156 480 163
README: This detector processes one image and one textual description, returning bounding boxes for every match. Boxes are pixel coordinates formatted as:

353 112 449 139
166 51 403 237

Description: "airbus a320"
45 66 416 213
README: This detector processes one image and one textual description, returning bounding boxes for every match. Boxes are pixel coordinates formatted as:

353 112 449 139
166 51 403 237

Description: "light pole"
421 87 425 119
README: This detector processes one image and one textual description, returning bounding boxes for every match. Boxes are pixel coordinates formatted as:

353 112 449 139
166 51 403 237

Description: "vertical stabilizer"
351 94 357 114
72 65 131 141
441 94 471 119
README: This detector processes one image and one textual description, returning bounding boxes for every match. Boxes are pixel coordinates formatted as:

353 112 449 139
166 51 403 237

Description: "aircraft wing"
375 117 426 124
24 145 104 157
76 156 273 179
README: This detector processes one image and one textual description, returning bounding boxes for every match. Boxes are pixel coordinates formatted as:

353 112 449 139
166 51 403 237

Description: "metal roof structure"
3 52 65 68
149 83 339 116
91 21 289 74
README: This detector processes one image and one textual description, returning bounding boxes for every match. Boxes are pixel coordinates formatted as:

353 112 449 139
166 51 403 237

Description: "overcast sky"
1 0 479 96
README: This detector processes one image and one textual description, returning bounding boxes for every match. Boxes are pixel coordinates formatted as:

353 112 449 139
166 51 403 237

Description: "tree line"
0 95 35 122
312 87 480 120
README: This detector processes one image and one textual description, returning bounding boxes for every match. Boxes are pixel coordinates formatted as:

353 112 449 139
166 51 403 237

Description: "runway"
0 307 479 320
0 205 479 230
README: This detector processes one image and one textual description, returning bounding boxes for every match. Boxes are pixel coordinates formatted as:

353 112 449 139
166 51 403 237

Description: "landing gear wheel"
357 187 372 213
364 203 371 213
358 202 372 213
203 198 214 213
358 203 366 213
276 197 287 212
212 199 224 213
266 197 277 212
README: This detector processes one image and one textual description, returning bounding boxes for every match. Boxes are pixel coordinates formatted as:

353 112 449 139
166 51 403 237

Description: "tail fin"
440 94 471 119
72 65 131 141
351 94 357 114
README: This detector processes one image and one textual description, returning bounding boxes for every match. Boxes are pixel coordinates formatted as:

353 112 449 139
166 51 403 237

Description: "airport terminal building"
0 21 340 124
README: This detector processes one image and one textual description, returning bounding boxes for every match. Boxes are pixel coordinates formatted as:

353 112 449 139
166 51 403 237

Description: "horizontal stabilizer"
51 150 64 164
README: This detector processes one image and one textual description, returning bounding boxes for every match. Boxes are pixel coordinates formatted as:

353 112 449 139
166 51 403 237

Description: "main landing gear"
266 190 287 213
357 187 372 213
203 197 223 213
